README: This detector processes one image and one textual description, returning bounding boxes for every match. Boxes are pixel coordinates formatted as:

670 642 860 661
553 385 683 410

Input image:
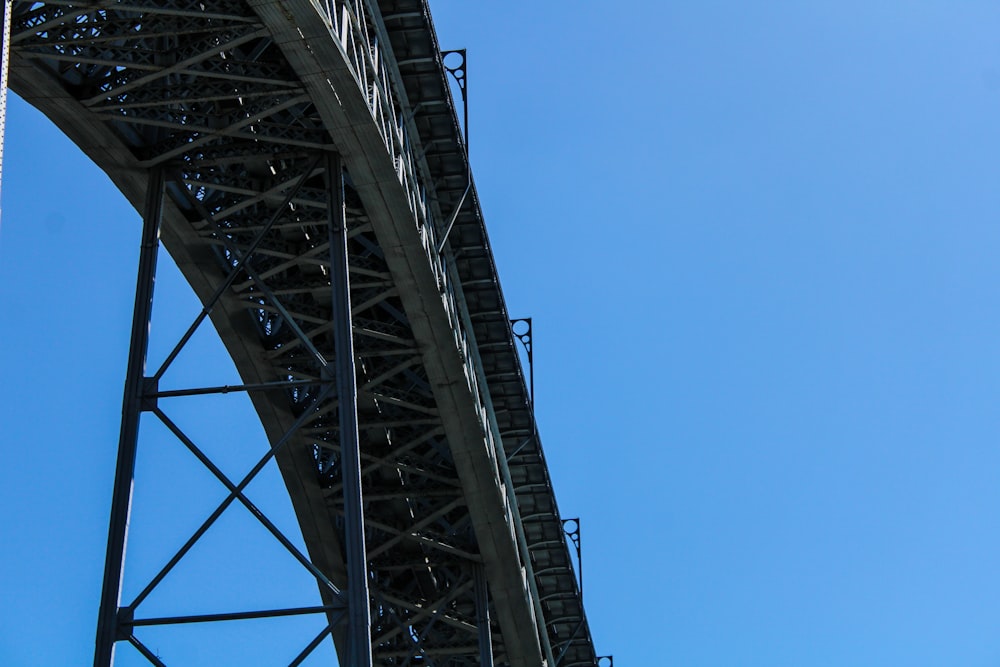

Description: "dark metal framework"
94 153 381 665
8 0 600 665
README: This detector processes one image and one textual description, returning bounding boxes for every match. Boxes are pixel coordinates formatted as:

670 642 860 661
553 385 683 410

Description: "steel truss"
8 0 599 665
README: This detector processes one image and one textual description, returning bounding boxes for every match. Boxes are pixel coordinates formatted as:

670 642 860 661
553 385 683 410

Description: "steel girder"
8 0 597 665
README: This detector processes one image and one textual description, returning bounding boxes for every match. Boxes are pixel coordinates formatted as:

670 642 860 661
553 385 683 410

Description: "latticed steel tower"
4 2 602 665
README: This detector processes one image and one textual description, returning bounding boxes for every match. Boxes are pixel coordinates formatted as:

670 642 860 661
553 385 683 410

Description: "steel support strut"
474 564 494 667
327 152 372 667
94 167 165 667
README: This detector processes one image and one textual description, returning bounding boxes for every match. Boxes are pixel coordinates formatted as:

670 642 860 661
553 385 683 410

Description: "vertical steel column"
94 167 165 667
326 153 372 667
474 564 494 667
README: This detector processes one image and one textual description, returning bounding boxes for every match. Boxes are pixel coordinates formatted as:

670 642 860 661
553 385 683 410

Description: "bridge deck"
8 1 595 664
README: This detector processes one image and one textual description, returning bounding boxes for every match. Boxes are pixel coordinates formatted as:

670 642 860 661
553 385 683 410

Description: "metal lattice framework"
6 1 598 665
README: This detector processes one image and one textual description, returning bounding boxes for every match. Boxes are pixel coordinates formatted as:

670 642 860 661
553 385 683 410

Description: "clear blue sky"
3 2 1000 665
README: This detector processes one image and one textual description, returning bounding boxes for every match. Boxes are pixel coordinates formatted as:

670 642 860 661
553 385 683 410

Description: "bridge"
3 1 599 665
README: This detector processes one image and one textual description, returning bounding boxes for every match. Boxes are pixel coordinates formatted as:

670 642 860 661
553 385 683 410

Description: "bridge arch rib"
8 1 597 665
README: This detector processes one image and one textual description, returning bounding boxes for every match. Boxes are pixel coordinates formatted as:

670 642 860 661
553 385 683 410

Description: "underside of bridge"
8 1 597 665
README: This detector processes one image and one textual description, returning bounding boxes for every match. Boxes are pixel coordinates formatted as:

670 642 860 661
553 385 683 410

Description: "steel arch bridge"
3 1 601 666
